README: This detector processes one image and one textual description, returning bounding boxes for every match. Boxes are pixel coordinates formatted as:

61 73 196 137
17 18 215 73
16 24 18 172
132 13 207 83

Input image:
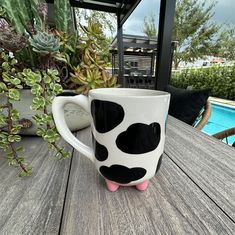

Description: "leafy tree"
172 0 220 69
142 13 157 37
216 25 235 61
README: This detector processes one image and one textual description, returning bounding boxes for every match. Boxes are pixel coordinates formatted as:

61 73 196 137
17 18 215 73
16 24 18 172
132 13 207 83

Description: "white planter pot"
0 89 90 135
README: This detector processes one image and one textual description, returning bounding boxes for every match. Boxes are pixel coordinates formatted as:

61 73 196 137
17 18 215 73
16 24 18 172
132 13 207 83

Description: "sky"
121 0 235 36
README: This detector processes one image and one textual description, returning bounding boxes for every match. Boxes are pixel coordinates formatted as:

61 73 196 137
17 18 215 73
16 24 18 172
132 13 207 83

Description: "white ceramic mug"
52 88 170 191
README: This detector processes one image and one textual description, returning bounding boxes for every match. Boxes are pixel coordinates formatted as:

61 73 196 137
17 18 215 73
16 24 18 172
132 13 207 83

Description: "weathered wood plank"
0 137 73 235
165 116 235 221
60 127 235 235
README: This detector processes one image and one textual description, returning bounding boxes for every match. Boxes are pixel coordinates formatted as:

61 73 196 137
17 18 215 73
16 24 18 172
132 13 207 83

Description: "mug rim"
89 88 170 98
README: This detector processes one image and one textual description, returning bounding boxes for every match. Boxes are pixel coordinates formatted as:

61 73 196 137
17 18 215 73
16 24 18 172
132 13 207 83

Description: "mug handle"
52 94 95 162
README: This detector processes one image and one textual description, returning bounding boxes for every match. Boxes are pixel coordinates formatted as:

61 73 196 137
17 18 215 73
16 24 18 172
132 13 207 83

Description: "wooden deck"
0 117 235 234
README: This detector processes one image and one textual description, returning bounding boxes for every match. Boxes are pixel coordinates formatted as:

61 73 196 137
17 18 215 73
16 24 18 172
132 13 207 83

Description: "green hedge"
171 64 235 100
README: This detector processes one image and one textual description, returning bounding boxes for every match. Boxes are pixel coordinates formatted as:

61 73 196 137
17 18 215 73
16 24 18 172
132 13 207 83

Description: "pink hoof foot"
136 180 149 191
105 179 119 192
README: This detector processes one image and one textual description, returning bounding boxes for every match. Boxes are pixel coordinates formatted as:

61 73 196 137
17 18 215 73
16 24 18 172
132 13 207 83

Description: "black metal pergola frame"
69 0 176 90
110 34 158 86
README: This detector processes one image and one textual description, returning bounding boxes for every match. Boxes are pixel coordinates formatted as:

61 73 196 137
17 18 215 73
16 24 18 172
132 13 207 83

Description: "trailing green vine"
0 52 69 176
21 68 69 160
0 52 32 176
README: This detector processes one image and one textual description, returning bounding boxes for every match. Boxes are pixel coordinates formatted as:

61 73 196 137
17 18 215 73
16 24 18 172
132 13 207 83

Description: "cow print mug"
52 88 170 192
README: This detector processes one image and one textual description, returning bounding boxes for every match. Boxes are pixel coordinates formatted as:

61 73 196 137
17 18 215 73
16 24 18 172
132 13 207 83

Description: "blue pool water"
202 103 235 145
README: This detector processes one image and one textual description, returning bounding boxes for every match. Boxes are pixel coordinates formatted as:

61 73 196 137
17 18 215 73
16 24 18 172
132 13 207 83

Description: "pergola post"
117 14 125 87
155 0 176 91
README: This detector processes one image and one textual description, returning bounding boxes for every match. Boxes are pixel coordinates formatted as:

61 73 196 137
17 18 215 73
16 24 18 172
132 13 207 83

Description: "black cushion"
165 85 210 125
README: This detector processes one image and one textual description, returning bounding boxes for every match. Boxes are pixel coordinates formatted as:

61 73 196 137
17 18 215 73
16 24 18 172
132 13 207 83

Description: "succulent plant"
29 31 60 55
70 66 117 95
0 28 26 52
0 6 6 18
0 52 32 177
69 20 117 94
80 20 103 40
0 52 69 176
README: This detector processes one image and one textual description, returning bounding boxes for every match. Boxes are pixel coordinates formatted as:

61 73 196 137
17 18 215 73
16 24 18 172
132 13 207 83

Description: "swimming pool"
202 103 235 145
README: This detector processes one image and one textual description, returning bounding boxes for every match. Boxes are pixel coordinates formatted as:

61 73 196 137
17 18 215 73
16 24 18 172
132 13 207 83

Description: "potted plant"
0 1 117 176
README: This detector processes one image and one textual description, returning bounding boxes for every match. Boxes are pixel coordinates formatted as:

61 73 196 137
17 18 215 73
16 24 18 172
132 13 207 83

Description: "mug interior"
89 88 169 98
